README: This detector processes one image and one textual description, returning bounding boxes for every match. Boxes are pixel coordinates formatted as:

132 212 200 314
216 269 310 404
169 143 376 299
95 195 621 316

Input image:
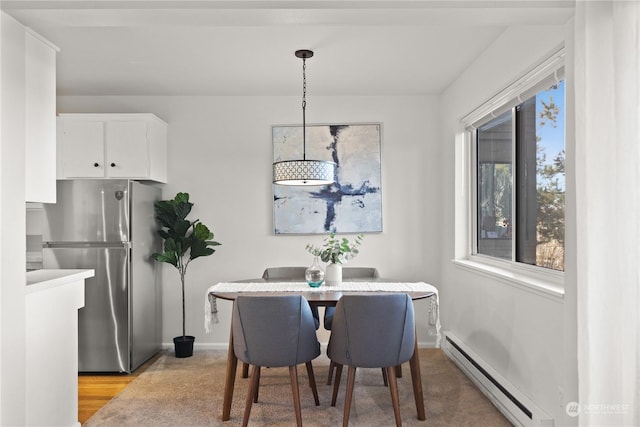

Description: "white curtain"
575 1 640 426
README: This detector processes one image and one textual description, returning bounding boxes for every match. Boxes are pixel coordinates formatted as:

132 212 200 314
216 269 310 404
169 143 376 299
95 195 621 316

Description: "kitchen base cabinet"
26 269 94 427
57 113 168 183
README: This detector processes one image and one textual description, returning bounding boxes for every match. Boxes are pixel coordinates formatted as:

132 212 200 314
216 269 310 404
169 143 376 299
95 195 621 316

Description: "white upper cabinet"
25 28 59 203
57 114 168 183
57 119 104 178
107 120 153 178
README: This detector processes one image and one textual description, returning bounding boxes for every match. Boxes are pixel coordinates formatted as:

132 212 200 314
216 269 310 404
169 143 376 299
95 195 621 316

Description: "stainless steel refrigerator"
42 179 162 373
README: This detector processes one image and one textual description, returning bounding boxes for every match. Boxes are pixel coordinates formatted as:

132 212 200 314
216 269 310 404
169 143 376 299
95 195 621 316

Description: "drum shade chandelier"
273 50 336 186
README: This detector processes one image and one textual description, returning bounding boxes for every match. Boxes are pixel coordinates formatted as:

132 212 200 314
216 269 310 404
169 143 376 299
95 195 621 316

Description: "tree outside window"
476 80 565 271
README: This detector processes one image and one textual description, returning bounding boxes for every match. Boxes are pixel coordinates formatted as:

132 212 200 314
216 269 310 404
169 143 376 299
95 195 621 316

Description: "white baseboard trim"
442 332 554 427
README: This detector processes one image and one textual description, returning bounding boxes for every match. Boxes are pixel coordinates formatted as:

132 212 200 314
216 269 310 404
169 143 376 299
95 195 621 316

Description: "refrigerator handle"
43 242 131 249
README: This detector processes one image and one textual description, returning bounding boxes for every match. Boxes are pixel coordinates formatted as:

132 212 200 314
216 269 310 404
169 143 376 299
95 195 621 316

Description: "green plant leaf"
163 237 178 252
193 222 212 240
151 252 178 267
172 219 192 237
173 201 192 221
154 200 178 229
190 238 216 260
173 237 188 256
174 192 190 204
306 233 364 265
155 194 193 229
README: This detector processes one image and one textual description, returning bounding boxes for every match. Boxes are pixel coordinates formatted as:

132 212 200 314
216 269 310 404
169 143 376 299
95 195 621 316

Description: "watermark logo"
566 402 580 417
565 401 630 417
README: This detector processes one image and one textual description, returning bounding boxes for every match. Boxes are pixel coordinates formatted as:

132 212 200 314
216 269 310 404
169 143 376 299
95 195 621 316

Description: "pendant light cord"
302 55 307 161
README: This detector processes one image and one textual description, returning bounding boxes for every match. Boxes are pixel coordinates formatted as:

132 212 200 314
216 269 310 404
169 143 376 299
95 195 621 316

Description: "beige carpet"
84 349 512 427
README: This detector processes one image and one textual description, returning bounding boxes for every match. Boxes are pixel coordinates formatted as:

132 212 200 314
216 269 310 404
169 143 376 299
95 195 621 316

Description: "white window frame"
453 46 566 300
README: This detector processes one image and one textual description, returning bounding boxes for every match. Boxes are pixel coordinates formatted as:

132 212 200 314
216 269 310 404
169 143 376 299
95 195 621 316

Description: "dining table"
205 278 440 422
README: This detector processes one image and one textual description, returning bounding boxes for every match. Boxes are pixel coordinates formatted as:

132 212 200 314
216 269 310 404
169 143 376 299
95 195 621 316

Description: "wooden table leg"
409 330 426 421
222 321 238 421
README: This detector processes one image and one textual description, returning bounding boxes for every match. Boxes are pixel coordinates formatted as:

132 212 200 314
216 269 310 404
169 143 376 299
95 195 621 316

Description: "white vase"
325 263 342 286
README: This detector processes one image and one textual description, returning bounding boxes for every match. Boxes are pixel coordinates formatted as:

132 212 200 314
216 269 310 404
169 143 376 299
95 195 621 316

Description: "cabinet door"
25 31 57 202
106 120 149 178
59 120 105 178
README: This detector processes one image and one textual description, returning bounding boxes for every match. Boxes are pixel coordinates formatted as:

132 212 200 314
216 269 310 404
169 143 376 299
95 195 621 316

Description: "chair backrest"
341 267 380 279
232 295 320 367
328 294 415 368
262 267 379 280
261 267 307 280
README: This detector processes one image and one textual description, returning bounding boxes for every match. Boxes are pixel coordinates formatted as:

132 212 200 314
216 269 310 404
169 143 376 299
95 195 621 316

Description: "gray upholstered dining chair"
327 293 415 427
261 267 320 329
324 267 380 385
232 295 321 427
261 266 307 280
236 268 321 380
323 267 380 330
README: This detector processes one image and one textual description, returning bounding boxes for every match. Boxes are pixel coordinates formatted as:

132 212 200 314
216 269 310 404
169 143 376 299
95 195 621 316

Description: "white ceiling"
2 1 574 96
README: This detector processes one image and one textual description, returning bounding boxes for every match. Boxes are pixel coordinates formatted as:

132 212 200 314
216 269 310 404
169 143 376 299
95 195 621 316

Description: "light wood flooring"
78 354 161 424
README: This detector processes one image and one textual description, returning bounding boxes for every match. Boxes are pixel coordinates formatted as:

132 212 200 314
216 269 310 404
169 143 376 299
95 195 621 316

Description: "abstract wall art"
273 123 382 234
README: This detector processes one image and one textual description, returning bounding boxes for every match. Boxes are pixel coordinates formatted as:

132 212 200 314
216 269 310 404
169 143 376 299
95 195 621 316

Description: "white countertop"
26 269 94 294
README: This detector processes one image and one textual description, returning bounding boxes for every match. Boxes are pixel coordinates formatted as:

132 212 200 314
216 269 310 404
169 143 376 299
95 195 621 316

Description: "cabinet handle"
110 163 116 167
94 163 99 167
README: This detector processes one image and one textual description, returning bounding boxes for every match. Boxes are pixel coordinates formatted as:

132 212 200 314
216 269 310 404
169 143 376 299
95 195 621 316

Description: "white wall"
439 25 577 426
57 94 441 347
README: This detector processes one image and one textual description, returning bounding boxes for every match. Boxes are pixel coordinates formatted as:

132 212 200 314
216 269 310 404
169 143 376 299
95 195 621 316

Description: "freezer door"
43 245 130 373
42 179 131 243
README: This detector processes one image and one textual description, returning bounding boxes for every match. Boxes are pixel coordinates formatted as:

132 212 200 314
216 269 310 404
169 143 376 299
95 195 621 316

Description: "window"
458 46 565 276
467 55 565 273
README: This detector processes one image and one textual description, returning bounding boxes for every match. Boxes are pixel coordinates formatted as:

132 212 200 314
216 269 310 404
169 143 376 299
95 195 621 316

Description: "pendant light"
273 50 336 186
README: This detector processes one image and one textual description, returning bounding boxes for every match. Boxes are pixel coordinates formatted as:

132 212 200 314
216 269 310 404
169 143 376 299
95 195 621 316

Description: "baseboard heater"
442 332 554 427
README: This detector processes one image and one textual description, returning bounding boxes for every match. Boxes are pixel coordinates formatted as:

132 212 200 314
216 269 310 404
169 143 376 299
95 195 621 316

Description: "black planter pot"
173 335 195 358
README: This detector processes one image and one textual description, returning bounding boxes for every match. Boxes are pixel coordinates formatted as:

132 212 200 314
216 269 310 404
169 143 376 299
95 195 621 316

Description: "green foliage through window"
475 80 565 271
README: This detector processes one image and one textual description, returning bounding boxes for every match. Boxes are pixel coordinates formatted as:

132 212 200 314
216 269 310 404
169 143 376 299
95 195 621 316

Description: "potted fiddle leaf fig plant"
152 192 221 358
306 232 363 286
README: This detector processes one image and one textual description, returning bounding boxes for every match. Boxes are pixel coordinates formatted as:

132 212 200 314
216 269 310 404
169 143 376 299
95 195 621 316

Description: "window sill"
452 258 564 301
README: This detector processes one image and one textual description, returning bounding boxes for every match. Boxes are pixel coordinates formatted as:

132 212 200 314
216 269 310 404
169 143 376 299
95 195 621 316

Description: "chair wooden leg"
382 365 401 386
327 360 335 385
331 363 343 406
343 367 357 427
395 364 403 378
289 365 303 427
242 362 249 378
305 361 320 406
387 366 403 427
242 366 260 427
253 366 261 403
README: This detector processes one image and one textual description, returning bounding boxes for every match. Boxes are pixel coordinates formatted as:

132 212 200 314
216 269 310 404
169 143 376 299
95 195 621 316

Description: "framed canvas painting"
273 123 382 234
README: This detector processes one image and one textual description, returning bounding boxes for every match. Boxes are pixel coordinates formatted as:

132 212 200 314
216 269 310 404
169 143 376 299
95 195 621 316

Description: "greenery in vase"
306 232 364 264
152 192 221 338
